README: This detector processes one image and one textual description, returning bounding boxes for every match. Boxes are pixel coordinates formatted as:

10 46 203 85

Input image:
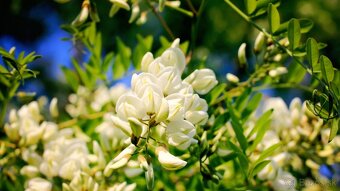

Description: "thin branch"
145 0 175 40
185 0 198 15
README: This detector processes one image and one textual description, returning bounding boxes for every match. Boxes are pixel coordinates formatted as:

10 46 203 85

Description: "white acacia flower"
159 47 186 74
104 144 136 176
25 177 52 191
4 123 19 141
116 93 146 120
257 161 278 180
184 94 209 125
184 69 218 95
18 118 44 146
166 94 185 121
157 67 183 95
18 101 42 122
20 165 39 178
131 73 159 93
110 83 129 104
166 120 197 150
155 146 187 170
108 182 136 191
63 172 99 191
141 52 154 72
91 86 112 111
272 170 297 191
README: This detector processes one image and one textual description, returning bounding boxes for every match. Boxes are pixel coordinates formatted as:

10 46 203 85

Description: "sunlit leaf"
244 0 257 15
288 18 300 50
249 160 271 177
268 3 280 34
320 55 334 83
306 38 320 73
329 118 339 142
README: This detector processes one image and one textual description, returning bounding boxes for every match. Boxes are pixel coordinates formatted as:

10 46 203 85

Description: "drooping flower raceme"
105 39 218 177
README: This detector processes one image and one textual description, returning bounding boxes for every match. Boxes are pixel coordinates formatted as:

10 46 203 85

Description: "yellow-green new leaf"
244 0 257 15
330 118 339 142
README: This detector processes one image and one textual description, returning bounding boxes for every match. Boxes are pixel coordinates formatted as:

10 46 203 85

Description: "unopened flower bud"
49 98 59 118
238 43 247 66
110 0 130 10
165 0 181 8
138 155 149 171
141 52 154 72
129 3 140 23
226 73 239 83
155 146 187 170
254 32 265 54
269 67 287 77
145 163 154 190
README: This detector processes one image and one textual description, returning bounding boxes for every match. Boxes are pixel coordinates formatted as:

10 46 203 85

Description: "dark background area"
1 0 339 102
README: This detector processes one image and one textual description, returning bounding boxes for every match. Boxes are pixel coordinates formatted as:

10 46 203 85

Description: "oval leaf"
320 55 334 83
268 3 280 34
306 38 319 73
244 0 257 15
288 18 301 50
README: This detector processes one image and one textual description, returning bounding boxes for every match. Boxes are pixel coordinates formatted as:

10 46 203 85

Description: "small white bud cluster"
247 97 340 190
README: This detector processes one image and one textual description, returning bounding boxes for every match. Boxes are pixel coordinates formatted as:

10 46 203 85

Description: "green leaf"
227 141 249 172
228 102 248 153
268 3 280 34
286 59 306 83
254 143 281 164
132 35 153 70
306 100 331 120
235 88 251 112
320 55 334 83
306 38 320 73
288 19 301 51
249 160 271 177
244 0 257 15
299 19 314 33
113 37 131 79
241 93 262 121
248 119 271 152
102 52 114 73
212 112 230 132
208 83 227 105
72 59 91 88
61 66 79 91
329 118 339 142
247 109 273 139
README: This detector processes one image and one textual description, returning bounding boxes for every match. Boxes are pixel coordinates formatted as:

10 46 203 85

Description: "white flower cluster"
66 84 128 117
4 97 134 191
106 39 218 173
248 97 340 190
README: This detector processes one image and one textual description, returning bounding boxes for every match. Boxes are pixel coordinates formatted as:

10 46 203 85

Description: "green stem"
189 0 207 57
185 0 198 15
145 0 175 40
253 83 314 93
